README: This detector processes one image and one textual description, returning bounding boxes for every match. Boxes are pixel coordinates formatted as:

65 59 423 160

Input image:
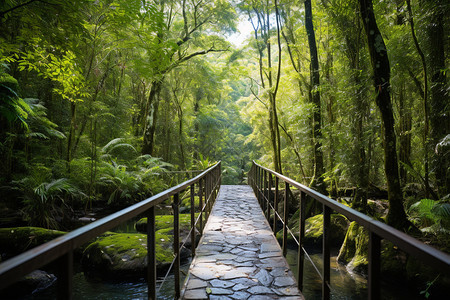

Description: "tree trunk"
358 0 409 230
305 0 326 194
426 0 449 197
398 82 412 186
66 102 76 173
406 0 431 197
142 80 162 155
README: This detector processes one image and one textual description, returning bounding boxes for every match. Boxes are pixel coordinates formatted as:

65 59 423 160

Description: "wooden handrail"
0 161 222 299
249 161 450 300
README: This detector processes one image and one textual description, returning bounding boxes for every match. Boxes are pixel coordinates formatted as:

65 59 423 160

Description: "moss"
278 212 349 246
181 195 200 209
0 227 66 257
135 213 198 233
81 231 173 280
337 222 369 274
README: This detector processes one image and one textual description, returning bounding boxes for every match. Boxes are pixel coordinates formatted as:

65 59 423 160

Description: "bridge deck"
181 185 303 299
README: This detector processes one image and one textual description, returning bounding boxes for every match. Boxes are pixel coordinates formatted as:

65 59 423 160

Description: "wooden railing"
248 161 450 300
0 161 221 299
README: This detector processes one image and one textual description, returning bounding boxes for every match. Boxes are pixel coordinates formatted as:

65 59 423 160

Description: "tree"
241 0 283 173
140 0 236 156
424 0 449 197
358 0 409 230
304 0 326 193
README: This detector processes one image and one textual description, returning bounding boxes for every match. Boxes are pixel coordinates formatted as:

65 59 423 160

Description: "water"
285 248 430 300
22 248 428 299
285 248 367 300
24 266 186 299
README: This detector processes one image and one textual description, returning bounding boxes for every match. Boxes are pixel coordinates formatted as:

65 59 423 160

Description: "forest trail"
181 185 303 299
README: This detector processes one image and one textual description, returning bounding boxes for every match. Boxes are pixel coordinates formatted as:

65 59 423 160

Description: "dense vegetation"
0 0 448 246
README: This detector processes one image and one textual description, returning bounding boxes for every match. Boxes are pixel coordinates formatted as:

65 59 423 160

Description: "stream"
22 247 425 299
19 216 424 299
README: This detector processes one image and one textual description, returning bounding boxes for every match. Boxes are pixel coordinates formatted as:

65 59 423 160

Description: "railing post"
173 193 181 298
323 205 331 300
273 176 279 232
263 170 267 214
205 175 209 222
369 231 381 300
267 173 272 223
258 167 262 205
283 182 289 256
297 191 306 290
147 206 156 300
190 184 196 257
256 166 260 203
57 250 73 300
199 178 204 235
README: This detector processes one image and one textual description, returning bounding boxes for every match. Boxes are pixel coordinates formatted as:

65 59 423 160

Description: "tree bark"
305 0 326 194
358 0 409 230
426 0 449 197
142 80 162 155
406 0 432 198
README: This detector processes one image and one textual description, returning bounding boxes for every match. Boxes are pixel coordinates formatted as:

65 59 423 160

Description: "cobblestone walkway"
181 185 303 300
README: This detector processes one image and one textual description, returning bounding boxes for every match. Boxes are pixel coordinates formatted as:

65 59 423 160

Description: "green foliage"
0 71 32 128
97 161 144 205
408 199 450 232
14 177 85 229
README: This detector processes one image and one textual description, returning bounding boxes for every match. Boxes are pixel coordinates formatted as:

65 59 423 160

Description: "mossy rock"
338 221 412 277
181 196 200 212
135 213 199 234
337 222 369 275
0 227 66 259
81 231 174 280
277 212 349 247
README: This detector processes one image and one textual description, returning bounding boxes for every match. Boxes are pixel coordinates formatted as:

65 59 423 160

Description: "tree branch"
1 0 39 18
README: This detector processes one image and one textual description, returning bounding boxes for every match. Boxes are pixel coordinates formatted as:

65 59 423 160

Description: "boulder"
81 231 175 280
337 221 369 275
134 213 197 234
0 227 66 259
2 270 56 298
277 212 349 247
135 213 200 249
338 221 411 278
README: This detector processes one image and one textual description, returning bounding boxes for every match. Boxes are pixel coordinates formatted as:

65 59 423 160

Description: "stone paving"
181 185 303 300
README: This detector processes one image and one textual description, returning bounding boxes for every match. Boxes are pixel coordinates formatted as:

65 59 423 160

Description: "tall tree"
358 0 409 229
322 0 370 210
425 0 449 197
141 0 236 156
243 0 283 173
304 0 326 193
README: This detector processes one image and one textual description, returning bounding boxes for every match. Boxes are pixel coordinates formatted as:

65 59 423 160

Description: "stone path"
181 185 303 300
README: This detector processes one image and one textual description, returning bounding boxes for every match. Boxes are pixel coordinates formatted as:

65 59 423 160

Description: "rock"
81 231 173 280
338 222 415 279
277 213 349 247
0 227 66 259
2 270 56 298
134 213 197 234
337 222 369 275
134 214 200 250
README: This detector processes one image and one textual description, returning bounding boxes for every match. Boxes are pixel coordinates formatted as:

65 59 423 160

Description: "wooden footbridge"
0 161 449 300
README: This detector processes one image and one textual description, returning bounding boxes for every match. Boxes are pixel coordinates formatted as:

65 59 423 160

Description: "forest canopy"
0 0 448 237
